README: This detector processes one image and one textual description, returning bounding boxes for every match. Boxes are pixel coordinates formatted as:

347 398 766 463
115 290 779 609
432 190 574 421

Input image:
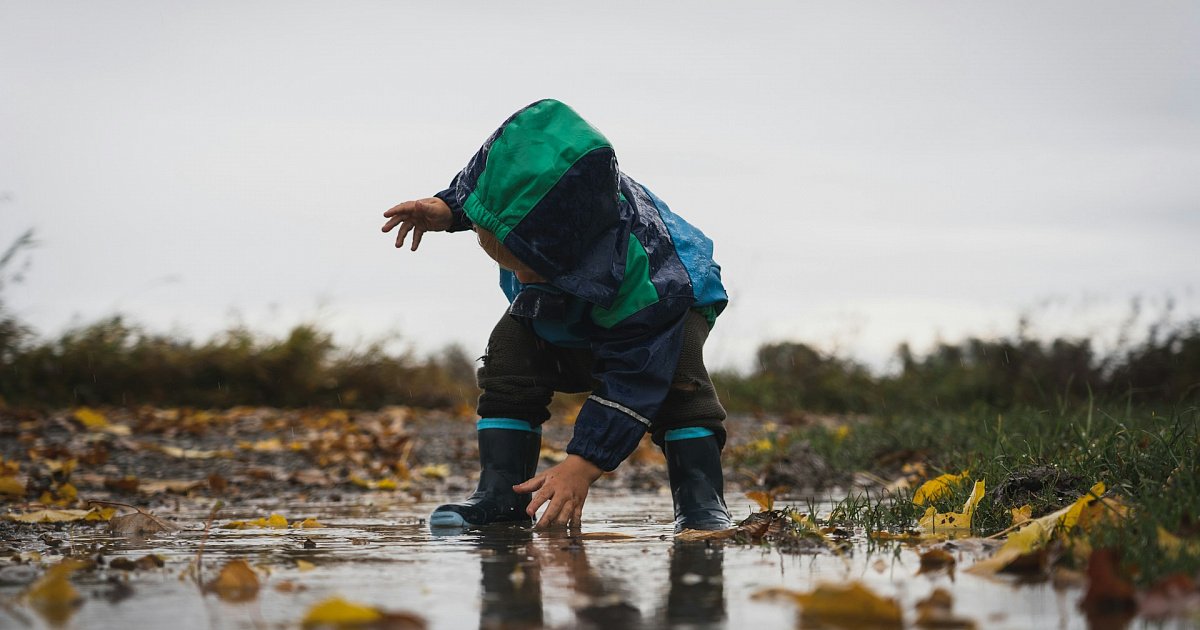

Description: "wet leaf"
223 513 290 529
918 548 956 574
109 510 182 534
24 558 87 625
73 407 109 430
238 437 284 452
419 464 449 479
796 581 903 629
302 596 383 626
919 480 985 534
104 476 140 493
745 490 774 512
9 507 94 523
208 559 260 602
913 471 970 505
1079 548 1136 617
967 482 1105 575
293 517 326 529
1157 526 1200 559
1010 505 1032 525
914 588 976 629
0 475 26 495
296 560 316 572
138 479 204 495
577 532 637 540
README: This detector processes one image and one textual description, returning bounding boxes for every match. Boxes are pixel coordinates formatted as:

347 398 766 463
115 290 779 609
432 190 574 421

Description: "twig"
192 501 225 585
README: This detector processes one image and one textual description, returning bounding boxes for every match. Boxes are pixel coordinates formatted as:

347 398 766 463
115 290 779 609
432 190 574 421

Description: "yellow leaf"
420 464 449 479
375 478 397 490
919 480 985 534
796 581 903 629
745 490 774 512
25 558 87 625
967 482 1104 575
238 438 283 452
0 457 19 475
912 472 970 505
293 518 325 529
208 559 260 602
8 508 94 523
0 475 26 495
1157 527 1200 559
73 407 109 430
302 597 383 626
261 514 290 529
296 559 316 572
85 507 118 521
1010 505 1033 525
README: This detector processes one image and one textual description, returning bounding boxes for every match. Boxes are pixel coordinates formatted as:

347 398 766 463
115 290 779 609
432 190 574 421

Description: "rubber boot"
664 430 732 533
430 420 541 530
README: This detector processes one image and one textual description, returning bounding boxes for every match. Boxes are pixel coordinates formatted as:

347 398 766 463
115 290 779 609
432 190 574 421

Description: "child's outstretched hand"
514 454 603 529
381 197 453 251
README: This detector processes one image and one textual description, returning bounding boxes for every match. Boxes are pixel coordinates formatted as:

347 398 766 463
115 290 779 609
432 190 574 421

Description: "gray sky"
2 1 1198 371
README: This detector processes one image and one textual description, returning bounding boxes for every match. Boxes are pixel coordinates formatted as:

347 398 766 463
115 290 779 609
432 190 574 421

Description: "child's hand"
514 454 604 529
381 197 453 251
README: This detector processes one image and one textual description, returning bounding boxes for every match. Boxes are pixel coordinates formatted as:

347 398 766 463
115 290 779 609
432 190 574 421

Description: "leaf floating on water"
293 517 325 529
9 507 95 523
675 528 738 542
577 532 637 540
746 490 774 512
302 597 384 626
296 560 316 572
914 588 977 629
24 558 87 626
109 510 182 535
796 581 903 629
208 559 260 602
918 548 957 574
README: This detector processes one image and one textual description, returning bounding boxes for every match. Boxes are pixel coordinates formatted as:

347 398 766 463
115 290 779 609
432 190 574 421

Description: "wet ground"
0 491 1131 630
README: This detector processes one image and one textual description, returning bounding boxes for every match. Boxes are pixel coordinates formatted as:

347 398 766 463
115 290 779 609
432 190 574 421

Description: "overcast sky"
2 1 1197 371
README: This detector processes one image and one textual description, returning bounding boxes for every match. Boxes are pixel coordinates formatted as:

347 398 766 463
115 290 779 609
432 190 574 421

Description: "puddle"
2 492 1108 629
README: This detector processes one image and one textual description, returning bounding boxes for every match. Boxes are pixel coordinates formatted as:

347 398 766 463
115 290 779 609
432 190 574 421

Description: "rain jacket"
434 99 727 471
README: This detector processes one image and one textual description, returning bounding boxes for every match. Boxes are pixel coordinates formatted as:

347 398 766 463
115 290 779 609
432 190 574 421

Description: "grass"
734 403 1200 586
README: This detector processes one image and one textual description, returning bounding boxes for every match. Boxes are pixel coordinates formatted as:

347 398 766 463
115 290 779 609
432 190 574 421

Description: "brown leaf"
109 555 165 571
108 510 182 535
797 581 903 629
918 548 956 574
104 476 140 493
208 559 260 602
915 588 976 629
1079 548 1137 618
24 559 88 626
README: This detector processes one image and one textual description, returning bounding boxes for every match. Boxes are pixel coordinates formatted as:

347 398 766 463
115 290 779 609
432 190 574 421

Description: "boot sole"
429 511 470 528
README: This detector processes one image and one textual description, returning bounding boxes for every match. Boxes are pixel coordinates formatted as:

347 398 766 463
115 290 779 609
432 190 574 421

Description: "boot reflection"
478 529 543 630
663 541 726 629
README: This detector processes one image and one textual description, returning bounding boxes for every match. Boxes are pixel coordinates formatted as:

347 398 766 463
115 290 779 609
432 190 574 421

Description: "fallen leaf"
296 560 316 572
293 517 325 529
1079 548 1136 619
1010 505 1032 525
967 482 1104 575
208 559 260 602
577 532 637 540
918 548 956 574
919 480 985 534
746 490 774 512
24 558 87 625
302 597 383 626
138 479 204 495
419 464 450 479
9 507 95 523
0 475 27 495
73 407 109 430
85 507 117 521
913 472 970 505
796 581 903 629
104 476 140 493
915 588 976 629
109 510 182 535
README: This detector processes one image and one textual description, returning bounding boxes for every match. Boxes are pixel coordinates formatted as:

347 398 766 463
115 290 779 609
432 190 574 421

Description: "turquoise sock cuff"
664 427 715 441
476 418 542 434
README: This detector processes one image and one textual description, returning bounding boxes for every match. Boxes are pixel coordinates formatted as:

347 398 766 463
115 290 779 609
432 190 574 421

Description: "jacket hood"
456 99 630 308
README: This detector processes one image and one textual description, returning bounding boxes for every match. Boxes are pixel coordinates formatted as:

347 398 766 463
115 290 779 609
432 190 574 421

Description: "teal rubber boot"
430 420 541 530
664 430 733 533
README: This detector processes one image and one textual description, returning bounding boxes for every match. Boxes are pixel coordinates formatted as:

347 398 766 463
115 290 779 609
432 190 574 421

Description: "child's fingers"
537 498 573 528
381 216 402 232
571 504 583 528
411 228 424 251
395 223 413 248
513 475 545 494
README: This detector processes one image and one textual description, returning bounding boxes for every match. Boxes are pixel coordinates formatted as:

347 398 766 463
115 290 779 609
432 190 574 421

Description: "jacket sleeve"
433 172 474 233
565 308 689 471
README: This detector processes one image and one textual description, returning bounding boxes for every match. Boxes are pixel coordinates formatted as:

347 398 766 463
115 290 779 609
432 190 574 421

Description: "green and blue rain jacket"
434 100 727 471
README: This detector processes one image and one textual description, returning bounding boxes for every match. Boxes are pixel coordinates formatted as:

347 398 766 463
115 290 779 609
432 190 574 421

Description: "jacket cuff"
565 399 648 471
434 187 474 233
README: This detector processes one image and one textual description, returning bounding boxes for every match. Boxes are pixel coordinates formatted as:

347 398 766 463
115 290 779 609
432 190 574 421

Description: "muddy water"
4 492 1107 629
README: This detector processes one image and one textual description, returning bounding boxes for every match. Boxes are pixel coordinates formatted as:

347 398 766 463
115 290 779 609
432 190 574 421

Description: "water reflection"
466 528 728 629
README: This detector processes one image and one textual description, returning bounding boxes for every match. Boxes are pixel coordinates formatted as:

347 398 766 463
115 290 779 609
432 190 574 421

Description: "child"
381 100 731 532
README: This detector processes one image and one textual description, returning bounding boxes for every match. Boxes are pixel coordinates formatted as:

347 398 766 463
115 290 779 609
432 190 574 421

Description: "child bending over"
381 100 731 533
